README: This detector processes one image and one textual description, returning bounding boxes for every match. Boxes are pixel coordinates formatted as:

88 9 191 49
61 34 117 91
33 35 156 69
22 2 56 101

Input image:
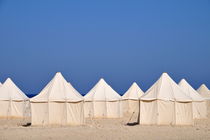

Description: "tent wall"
157 100 175 125
84 101 122 118
128 100 139 114
0 101 9 118
31 102 84 126
140 100 175 125
140 100 157 125
84 101 94 118
49 102 66 125
107 101 121 118
122 100 129 115
93 101 107 118
175 102 193 125
11 101 26 118
122 100 139 115
66 102 84 125
31 103 49 125
0 100 28 118
140 100 193 125
206 100 210 116
192 101 207 119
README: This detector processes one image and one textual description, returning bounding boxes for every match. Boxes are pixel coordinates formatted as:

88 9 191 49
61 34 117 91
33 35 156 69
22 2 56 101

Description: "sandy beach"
1 103 210 140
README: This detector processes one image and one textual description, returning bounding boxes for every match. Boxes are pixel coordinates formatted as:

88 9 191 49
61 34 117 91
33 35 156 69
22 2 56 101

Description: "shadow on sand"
126 122 139 126
22 123 31 127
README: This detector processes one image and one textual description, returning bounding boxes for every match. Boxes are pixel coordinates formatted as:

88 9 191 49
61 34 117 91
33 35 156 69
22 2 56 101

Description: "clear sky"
0 0 209 96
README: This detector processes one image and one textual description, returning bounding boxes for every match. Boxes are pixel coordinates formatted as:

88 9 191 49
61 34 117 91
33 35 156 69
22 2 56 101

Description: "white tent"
122 82 144 115
30 72 84 126
197 84 210 100
84 78 122 118
0 78 29 118
0 82 2 86
179 79 207 119
140 73 193 125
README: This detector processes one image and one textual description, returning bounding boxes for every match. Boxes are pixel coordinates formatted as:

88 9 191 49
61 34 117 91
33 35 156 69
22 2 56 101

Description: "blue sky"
0 0 209 96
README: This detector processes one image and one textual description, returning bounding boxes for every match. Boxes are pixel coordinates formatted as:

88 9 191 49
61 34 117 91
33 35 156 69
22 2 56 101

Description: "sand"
1 104 210 140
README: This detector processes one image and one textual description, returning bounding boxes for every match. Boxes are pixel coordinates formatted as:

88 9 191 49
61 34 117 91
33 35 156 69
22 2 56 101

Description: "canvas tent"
84 78 122 118
122 82 144 115
140 73 193 125
197 84 210 100
179 79 207 119
0 82 2 86
30 72 84 126
0 78 29 118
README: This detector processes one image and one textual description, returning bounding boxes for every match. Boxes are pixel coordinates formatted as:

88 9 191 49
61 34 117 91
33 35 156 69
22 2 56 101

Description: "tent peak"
122 82 144 100
99 78 105 81
179 78 204 101
160 73 171 81
133 82 137 85
4 78 13 85
162 72 168 74
54 72 66 80
180 79 187 83
0 77 28 100
141 73 192 102
161 72 170 77
178 78 190 88
198 84 209 91
99 78 107 84
31 72 83 102
55 72 62 75
200 84 209 89
6 77 12 81
84 78 121 101
131 82 139 87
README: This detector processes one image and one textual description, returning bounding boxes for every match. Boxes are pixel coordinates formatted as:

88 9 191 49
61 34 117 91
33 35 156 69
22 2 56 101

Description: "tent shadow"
126 122 139 126
22 123 31 127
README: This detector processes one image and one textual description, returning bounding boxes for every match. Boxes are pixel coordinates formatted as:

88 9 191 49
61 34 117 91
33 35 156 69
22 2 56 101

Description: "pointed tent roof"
30 72 83 102
197 84 209 94
67 82 83 99
84 78 121 101
179 79 204 101
140 73 192 102
197 84 210 99
122 82 144 100
0 78 28 101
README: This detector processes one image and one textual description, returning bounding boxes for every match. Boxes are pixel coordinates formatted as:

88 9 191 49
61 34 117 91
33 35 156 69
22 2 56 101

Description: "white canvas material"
179 79 207 119
30 72 84 126
140 73 193 125
0 82 2 86
0 78 29 118
197 84 210 100
84 78 122 118
122 82 144 100
122 82 144 115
